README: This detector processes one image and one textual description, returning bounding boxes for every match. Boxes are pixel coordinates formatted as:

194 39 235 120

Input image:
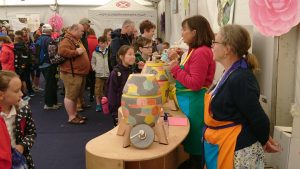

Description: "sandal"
68 117 85 124
76 114 87 120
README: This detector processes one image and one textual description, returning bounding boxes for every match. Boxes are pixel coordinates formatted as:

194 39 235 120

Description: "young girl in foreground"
107 45 137 126
0 114 11 169
0 71 37 169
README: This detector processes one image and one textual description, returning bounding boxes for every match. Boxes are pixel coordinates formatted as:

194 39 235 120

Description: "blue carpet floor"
30 88 114 169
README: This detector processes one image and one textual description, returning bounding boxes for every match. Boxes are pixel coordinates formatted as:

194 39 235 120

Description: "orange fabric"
204 93 242 169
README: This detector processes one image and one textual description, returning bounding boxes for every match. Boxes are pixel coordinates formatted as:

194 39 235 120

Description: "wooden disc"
130 124 154 149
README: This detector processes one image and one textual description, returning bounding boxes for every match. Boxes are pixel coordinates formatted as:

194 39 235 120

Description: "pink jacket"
171 46 216 91
0 43 15 71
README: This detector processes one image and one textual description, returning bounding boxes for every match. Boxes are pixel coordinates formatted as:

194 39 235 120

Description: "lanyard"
180 49 194 66
211 59 248 97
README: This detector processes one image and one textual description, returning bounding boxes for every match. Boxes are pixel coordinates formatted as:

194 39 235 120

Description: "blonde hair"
220 24 259 73
122 20 134 28
0 71 18 91
0 36 12 43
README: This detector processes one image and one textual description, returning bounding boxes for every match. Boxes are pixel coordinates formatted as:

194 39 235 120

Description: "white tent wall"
166 0 185 45
157 0 165 40
0 6 54 31
0 5 96 32
294 26 300 115
88 0 157 37
58 6 94 29
234 1 299 127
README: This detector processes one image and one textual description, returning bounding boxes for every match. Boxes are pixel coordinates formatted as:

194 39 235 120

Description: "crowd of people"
0 14 280 169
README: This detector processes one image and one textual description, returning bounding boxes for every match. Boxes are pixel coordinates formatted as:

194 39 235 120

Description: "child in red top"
0 36 15 71
0 71 37 169
0 114 12 169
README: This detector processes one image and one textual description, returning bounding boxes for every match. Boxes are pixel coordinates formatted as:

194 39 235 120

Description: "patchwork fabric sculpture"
142 62 170 103
122 74 162 126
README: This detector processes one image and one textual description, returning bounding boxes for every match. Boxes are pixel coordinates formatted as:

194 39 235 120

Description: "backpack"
48 38 65 65
29 42 39 65
35 37 50 65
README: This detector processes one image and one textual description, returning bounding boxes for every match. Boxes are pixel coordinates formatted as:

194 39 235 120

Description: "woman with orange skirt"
203 24 278 168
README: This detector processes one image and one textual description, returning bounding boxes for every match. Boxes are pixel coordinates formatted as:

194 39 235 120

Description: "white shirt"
0 106 17 147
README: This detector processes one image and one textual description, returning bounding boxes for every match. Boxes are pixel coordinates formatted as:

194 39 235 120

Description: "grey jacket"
91 47 110 78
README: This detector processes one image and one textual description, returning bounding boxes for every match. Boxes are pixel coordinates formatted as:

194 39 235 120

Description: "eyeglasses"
212 40 224 45
143 46 153 49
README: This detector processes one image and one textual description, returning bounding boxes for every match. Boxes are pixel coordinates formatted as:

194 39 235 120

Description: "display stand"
85 106 189 169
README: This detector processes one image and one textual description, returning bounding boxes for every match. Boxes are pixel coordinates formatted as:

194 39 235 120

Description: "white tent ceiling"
88 0 156 36
0 0 156 34
0 0 152 6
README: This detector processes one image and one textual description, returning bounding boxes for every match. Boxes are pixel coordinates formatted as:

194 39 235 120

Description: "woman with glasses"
133 36 153 72
204 24 278 169
168 15 216 169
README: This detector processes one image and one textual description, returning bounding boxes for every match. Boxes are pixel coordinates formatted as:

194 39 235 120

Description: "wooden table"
85 109 190 169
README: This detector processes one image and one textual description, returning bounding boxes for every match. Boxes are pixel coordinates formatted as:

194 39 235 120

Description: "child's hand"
137 61 145 70
15 144 24 154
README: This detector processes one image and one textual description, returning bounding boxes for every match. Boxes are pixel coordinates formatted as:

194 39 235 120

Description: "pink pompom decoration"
48 14 64 32
249 0 300 36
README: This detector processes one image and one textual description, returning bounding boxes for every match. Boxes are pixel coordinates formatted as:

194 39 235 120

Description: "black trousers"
24 67 34 93
87 70 95 97
16 67 34 94
41 65 58 106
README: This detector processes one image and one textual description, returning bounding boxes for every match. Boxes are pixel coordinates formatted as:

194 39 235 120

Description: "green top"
133 52 146 73
176 65 206 155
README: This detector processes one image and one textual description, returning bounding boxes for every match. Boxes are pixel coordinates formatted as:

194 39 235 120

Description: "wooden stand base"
154 119 168 145
117 111 169 148
86 145 189 169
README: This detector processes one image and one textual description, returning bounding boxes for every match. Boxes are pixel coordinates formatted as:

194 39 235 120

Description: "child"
14 36 34 98
0 71 36 169
162 42 170 51
133 37 152 72
0 36 15 71
107 45 137 126
0 115 12 169
91 36 110 112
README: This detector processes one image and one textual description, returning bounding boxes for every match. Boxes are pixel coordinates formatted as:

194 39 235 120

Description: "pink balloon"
48 14 64 32
249 0 300 36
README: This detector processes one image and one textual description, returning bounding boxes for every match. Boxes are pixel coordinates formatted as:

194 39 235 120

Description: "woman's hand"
175 48 184 56
168 59 179 70
263 136 280 153
167 48 179 61
15 144 24 154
